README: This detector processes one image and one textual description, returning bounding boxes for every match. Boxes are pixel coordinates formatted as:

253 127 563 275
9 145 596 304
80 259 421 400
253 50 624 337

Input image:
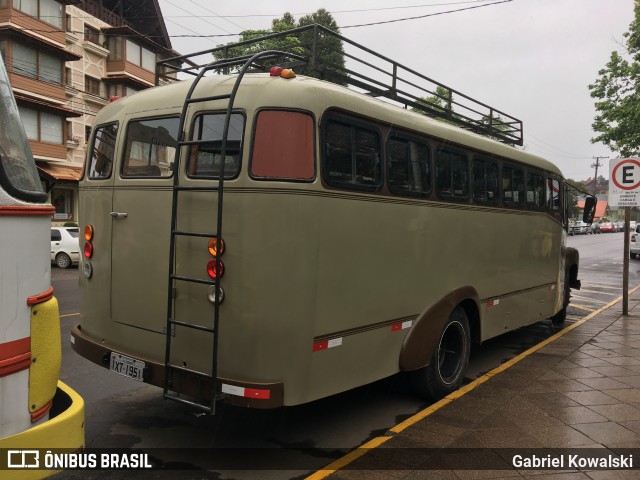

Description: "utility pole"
591 156 609 194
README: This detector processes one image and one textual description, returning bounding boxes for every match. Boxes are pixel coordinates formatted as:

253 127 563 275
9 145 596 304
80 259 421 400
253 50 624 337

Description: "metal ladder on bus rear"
162 51 306 414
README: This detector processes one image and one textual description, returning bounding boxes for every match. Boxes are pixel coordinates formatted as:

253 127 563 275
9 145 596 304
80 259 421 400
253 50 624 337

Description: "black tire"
551 270 570 325
631 253 637 260
55 252 72 269
411 306 471 400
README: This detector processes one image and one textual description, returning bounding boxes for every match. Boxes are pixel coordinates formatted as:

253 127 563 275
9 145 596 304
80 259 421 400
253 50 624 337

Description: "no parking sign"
609 157 640 207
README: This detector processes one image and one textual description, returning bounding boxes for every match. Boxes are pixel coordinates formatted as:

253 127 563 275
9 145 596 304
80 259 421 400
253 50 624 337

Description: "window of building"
323 117 382 191
107 36 122 61
52 188 73 220
17 106 63 144
527 171 546 210
15 0 63 29
122 117 180 177
85 75 101 96
84 24 100 44
502 164 525 208
187 113 244 179
436 147 468 200
125 39 155 72
387 133 431 196
251 110 314 181
88 123 118 179
472 155 499 204
11 41 62 84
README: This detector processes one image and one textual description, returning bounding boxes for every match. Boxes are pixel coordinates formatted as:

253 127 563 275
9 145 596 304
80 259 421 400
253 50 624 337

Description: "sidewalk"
310 288 640 480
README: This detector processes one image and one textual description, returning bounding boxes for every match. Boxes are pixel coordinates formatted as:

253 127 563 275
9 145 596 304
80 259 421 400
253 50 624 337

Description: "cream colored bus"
71 40 595 413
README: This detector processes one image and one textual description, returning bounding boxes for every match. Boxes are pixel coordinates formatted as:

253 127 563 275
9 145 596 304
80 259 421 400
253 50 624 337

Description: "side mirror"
583 196 597 224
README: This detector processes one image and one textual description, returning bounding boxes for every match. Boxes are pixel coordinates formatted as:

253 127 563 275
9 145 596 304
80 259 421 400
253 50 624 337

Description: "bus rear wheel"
411 306 470 401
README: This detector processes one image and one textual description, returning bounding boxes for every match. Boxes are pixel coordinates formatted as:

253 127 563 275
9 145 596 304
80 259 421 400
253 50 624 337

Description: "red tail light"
84 242 93 258
207 259 225 279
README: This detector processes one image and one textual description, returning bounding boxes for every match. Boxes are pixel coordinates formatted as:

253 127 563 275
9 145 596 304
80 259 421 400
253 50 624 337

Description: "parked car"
599 222 616 233
569 221 591 235
591 222 601 234
614 221 625 232
51 227 80 268
631 232 640 259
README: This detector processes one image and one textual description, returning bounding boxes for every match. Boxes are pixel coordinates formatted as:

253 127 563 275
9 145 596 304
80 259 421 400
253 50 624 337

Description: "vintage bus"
71 34 595 413
0 53 84 469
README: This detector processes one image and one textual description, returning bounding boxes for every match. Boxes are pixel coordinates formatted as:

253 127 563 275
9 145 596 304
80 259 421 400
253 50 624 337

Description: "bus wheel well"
459 298 481 345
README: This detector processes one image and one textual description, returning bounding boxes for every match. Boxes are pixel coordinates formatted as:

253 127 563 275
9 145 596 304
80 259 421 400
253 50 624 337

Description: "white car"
51 227 80 268
631 228 640 259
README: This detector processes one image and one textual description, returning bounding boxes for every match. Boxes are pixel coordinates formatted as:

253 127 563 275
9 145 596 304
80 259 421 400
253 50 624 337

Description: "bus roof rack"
156 24 524 146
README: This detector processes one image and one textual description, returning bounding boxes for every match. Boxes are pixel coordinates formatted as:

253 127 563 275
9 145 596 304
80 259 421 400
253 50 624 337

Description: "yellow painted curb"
306 436 392 479
306 284 640 479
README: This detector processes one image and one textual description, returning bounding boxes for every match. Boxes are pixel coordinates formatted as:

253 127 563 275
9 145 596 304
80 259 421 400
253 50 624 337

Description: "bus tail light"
84 225 94 241
208 238 225 257
208 285 225 304
207 260 224 279
84 242 93 258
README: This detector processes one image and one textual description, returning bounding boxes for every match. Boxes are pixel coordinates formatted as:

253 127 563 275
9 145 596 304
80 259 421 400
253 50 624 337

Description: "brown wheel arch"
399 285 480 372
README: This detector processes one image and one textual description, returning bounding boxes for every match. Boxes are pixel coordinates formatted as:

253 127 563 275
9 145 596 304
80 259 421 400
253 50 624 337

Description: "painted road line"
580 282 626 290
60 312 80 318
578 289 619 296
570 294 609 304
569 304 596 313
305 285 640 479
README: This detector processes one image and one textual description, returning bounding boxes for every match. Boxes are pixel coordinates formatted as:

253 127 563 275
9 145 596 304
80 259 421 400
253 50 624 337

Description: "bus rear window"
187 113 244 179
122 117 179 177
88 123 118 179
251 110 314 181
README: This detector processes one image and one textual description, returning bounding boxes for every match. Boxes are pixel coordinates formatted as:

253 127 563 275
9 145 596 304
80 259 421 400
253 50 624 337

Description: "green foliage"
63 221 78 227
213 10 346 85
589 2 640 156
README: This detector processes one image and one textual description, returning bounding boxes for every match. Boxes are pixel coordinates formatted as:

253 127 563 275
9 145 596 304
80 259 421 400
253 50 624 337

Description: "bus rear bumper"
70 324 284 409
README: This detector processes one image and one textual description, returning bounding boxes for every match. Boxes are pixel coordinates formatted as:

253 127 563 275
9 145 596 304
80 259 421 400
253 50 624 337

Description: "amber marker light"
280 68 296 79
84 242 93 259
208 238 225 257
84 224 94 241
207 259 225 279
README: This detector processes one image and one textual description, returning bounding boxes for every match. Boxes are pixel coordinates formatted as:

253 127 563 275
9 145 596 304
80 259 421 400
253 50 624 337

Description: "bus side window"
547 177 561 218
502 164 524 208
323 118 382 190
526 171 546 210
388 136 430 196
436 147 468 200
472 155 499 204
88 123 118 179
122 117 180 178
251 110 314 181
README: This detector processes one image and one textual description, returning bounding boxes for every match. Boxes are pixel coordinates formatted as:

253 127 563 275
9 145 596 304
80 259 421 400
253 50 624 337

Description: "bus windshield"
0 54 46 202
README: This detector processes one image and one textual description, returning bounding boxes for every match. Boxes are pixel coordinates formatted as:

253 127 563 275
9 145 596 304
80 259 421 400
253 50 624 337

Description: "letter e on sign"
609 158 640 207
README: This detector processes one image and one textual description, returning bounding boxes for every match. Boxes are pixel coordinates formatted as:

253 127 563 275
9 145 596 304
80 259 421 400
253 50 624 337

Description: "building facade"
0 0 178 224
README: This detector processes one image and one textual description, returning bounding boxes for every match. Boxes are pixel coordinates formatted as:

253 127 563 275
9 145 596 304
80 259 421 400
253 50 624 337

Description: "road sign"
609 157 640 207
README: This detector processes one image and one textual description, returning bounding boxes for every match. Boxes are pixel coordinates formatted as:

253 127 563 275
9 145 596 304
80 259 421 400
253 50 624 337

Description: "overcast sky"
158 0 635 182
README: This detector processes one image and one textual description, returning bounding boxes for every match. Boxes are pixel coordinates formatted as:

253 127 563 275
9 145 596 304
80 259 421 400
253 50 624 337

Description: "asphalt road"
50 230 639 479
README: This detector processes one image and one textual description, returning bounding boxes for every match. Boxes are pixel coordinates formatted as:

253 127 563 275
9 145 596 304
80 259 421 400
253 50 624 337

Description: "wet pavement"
309 287 640 480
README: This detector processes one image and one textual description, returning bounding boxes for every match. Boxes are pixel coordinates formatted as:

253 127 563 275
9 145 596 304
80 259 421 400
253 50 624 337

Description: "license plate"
109 353 145 382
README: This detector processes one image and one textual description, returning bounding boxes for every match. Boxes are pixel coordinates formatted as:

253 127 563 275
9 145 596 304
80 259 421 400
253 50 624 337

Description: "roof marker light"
270 66 283 76
280 68 296 79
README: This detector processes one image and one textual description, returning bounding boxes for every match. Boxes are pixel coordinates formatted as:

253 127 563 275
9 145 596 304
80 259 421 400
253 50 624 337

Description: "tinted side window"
436 148 468 200
187 113 244 179
502 164 524 208
527 171 546 210
88 123 118 179
122 117 180 177
251 110 314 181
387 135 430 196
323 119 381 190
51 229 61 241
472 156 499 204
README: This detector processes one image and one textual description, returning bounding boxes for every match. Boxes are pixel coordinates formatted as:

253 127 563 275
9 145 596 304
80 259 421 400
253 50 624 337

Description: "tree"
589 2 640 157
213 10 346 85
410 86 457 123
